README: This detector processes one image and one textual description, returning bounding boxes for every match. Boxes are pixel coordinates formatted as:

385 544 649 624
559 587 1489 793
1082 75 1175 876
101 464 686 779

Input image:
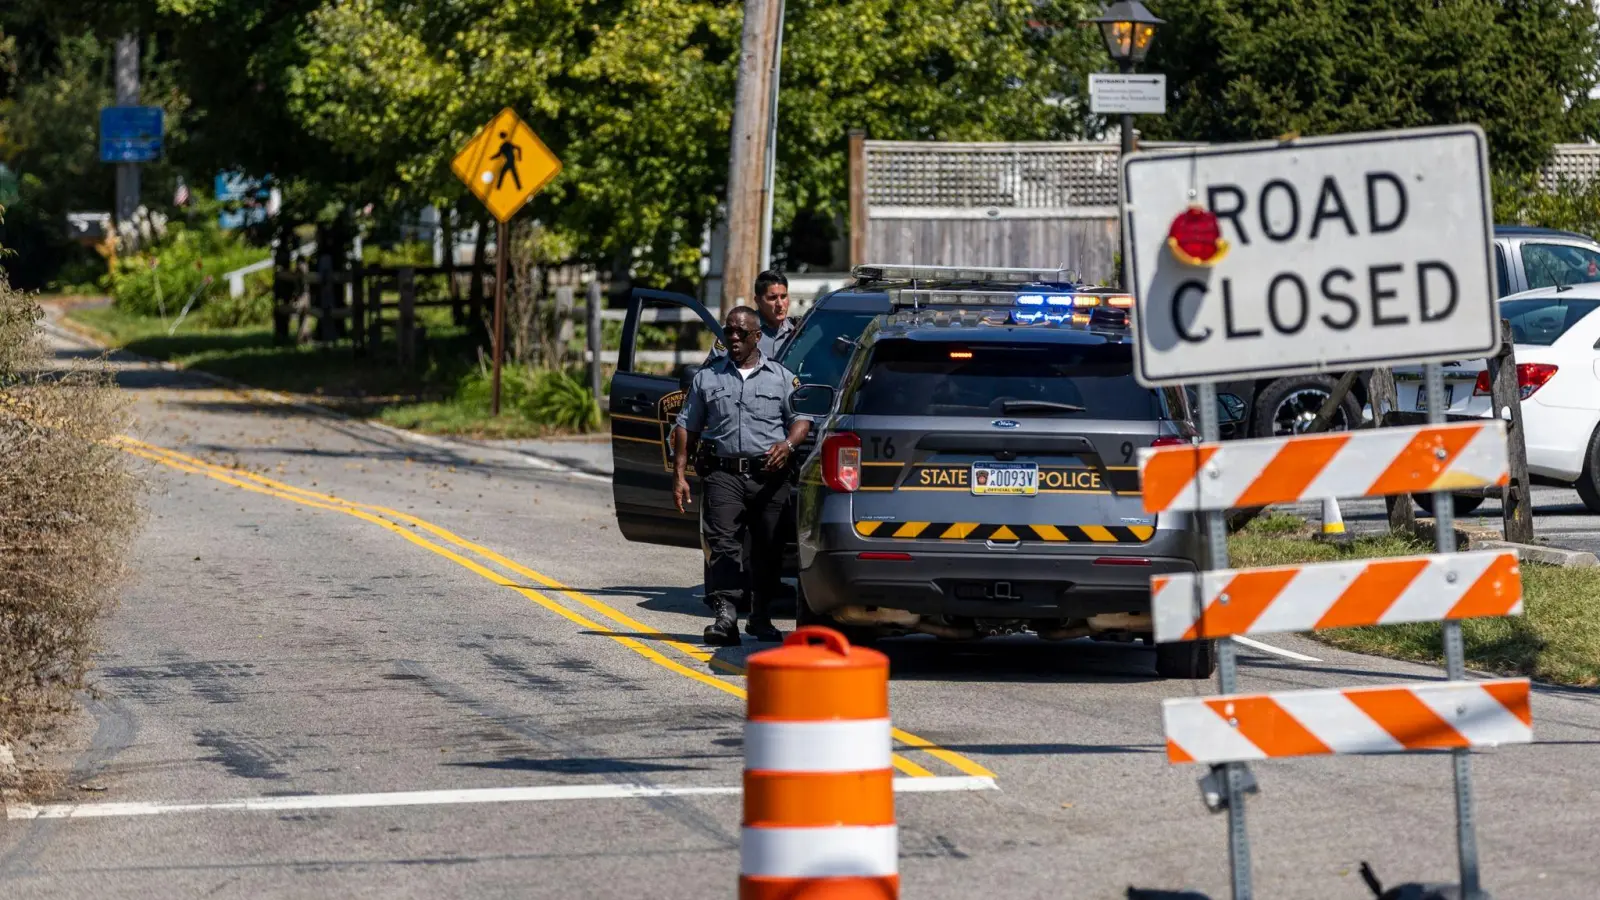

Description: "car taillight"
822 432 862 492
1150 436 1188 448
1471 364 1558 399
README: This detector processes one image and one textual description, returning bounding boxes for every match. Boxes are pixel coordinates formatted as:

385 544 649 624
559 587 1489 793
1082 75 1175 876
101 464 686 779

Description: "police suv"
786 267 1213 678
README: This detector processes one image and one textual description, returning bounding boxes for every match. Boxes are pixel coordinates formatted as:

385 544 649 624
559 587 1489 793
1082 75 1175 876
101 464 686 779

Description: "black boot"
704 597 740 646
745 596 782 642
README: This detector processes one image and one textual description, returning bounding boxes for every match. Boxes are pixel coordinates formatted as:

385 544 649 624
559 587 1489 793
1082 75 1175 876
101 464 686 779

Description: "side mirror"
833 335 857 355
789 383 837 419
1217 393 1247 425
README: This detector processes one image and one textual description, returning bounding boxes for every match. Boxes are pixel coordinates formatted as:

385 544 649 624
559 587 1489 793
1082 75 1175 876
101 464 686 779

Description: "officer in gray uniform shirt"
671 307 811 645
753 270 796 360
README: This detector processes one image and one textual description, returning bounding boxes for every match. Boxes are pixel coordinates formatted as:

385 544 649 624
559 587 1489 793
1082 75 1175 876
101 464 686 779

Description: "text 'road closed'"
1121 126 1500 387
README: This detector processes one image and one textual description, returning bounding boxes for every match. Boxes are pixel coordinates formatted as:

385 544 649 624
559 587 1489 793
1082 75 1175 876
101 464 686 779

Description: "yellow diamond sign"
451 108 562 223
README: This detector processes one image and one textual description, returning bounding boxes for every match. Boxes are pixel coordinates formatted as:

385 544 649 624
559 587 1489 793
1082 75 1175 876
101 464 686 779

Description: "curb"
1476 539 1600 568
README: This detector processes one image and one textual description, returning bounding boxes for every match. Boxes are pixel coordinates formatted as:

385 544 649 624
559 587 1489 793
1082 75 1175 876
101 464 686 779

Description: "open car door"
609 288 722 548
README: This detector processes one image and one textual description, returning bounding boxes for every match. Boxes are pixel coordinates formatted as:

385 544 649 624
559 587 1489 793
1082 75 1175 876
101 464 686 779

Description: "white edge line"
6 776 996 821
1231 635 1322 663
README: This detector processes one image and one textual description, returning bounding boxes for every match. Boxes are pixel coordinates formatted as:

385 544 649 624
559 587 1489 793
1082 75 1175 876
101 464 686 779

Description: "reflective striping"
1030 524 1068 542
748 669 889 722
1078 524 1116 542
1150 551 1523 643
744 720 893 772
740 876 899 900
740 825 899 877
856 522 1156 544
1138 422 1508 513
743 770 896 828
1163 679 1532 763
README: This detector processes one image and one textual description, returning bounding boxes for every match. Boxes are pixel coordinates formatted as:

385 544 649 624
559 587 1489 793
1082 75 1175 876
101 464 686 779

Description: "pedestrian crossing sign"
451 108 562 223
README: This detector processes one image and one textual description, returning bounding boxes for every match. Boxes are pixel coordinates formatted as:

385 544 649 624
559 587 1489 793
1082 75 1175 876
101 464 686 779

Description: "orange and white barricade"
1151 550 1522 644
1164 679 1532 765
1139 421 1508 513
741 627 897 900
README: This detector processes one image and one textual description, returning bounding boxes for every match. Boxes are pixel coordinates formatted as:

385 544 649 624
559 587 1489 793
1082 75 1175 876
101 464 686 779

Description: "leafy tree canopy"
1142 0 1600 174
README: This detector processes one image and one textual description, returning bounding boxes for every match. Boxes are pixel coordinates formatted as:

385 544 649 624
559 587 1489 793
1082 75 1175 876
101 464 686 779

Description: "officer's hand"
673 476 693 514
764 441 791 472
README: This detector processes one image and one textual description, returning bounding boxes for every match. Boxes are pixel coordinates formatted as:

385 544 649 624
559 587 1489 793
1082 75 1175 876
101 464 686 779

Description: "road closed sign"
1120 126 1499 387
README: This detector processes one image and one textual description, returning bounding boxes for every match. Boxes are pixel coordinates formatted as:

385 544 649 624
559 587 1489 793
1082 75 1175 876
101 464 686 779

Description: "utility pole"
758 0 786 271
722 0 782 311
114 33 140 226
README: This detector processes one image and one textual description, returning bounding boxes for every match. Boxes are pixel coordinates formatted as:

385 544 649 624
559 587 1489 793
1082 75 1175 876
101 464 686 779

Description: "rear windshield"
779 308 880 388
848 339 1160 420
1501 297 1600 346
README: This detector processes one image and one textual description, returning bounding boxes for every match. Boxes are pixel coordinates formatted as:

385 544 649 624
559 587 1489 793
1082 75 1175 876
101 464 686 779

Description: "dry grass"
0 278 141 788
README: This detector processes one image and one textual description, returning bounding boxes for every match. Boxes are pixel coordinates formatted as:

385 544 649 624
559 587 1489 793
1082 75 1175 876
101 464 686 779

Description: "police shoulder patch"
792 376 801 388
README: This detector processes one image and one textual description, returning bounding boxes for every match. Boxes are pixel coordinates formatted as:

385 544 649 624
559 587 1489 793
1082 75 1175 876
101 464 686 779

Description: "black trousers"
702 469 791 615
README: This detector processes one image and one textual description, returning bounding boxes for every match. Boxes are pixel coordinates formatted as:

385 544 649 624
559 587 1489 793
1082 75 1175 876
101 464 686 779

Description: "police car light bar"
853 263 1081 285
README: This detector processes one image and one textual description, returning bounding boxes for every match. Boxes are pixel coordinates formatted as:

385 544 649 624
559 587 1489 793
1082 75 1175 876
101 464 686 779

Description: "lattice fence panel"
864 142 1123 209
1541 145 1600 192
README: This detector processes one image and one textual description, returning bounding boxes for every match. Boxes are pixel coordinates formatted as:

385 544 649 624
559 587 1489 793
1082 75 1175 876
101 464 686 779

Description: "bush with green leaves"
107 219 272 324
456 363 601 433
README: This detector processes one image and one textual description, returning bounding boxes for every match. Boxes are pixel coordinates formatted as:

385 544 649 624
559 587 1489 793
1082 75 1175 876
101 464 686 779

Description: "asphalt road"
3 327 1599 899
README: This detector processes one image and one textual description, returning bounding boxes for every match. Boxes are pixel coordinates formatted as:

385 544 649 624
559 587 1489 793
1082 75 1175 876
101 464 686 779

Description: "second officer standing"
671 306 810 645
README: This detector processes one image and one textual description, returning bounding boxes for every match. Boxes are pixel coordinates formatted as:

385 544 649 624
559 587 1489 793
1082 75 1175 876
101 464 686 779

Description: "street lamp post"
1089 1 1164 156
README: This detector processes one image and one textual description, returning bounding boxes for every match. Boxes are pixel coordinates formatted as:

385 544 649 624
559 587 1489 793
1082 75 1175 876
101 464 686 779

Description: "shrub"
107 219 270 322
0 273 140 785
456 363 601 433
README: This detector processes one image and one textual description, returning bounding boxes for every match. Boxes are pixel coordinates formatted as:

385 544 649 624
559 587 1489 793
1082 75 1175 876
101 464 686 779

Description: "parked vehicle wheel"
1412 492 1488 517
1577 426 1600 515
1252 375 1362 438
1154 639 1217 679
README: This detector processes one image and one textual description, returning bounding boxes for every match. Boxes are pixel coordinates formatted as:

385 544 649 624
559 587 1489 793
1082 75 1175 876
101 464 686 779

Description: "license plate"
971 462 1038 496
1415 384 1453 412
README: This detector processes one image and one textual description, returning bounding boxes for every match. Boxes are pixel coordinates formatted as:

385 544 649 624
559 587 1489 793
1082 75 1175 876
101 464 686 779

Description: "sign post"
1125 126 1512 900
451 107 563 415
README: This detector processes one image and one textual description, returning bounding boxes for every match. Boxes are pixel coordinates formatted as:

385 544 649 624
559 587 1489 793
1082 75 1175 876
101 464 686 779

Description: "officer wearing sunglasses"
671 306 811 645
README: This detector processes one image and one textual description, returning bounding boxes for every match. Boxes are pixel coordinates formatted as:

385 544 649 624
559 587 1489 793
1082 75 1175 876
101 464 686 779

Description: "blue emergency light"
1011 292 1074 324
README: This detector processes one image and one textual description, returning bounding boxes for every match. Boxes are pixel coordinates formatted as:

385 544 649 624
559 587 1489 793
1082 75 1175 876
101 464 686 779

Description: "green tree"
1142 0 1600 174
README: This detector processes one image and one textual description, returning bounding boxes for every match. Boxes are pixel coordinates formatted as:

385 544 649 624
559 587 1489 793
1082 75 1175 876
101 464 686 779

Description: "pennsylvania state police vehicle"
788 266 1213 678
606 265 1210 678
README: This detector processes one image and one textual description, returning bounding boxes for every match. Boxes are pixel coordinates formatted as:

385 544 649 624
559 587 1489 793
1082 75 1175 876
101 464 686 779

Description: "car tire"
1251 375 1362 438
1154 639 1217 679
1412 492 1487 517
1577 425 1600 515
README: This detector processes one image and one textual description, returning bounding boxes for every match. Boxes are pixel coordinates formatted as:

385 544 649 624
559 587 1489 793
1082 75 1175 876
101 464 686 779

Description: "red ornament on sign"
1167 205 1229 267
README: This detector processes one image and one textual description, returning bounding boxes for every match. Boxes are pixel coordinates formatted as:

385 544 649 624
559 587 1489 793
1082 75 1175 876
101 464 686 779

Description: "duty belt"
710 455 770 476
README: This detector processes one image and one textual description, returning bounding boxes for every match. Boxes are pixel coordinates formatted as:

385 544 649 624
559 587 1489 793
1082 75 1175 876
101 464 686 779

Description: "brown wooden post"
398 267 416 368
469 220 489 333
316 253 335 342
444 212 463 325
848 129 868 269
553 285 575 370
1367 367 1418 534
1489 318 1535 543
272 231 293 345
586 278 604 408
368 270 385 350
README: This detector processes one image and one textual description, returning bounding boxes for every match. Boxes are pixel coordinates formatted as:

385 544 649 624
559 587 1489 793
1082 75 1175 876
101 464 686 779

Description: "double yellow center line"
115 435 994 781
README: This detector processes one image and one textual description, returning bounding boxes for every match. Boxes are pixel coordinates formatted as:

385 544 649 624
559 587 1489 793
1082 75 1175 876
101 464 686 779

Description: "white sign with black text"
1089 73 1166 115
1120 126 1499 387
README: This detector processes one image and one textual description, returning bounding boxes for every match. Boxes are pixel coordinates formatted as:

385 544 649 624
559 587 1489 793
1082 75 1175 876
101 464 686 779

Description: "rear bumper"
801 547 1197 621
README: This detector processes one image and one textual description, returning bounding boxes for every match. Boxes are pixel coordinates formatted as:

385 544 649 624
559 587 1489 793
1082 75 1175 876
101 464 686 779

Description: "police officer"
753 270 796 360
672 306 811 645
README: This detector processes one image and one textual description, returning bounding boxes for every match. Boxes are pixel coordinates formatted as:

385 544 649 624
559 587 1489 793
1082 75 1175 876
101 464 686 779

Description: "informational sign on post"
99 106 164 163
1089 73 1166 115
1120 125 1499 388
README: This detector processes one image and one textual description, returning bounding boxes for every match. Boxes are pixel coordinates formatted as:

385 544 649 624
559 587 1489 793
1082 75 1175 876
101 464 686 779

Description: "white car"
1394 284 1600 514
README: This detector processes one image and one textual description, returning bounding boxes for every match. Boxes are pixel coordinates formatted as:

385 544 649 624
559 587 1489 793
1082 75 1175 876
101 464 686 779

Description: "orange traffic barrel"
740 626 898 900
